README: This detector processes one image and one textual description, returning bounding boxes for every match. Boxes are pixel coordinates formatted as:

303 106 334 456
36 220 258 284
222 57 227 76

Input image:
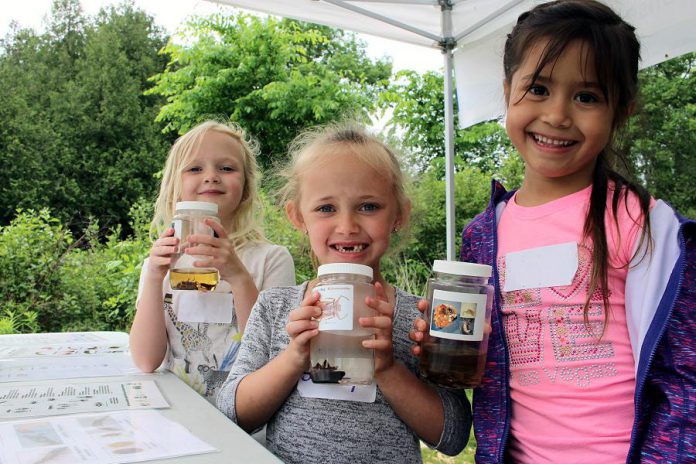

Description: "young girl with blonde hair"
130 120 295 402
217 122 470 463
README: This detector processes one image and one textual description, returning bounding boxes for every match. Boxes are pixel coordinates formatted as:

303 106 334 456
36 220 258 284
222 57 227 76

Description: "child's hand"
360 282 396 375
186 219 247 283
285 291 321 371
147 228 178 280
408 299 429 356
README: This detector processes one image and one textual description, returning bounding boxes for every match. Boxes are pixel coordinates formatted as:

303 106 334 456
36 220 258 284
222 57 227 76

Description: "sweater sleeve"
216 289 276 422
432 387 472 455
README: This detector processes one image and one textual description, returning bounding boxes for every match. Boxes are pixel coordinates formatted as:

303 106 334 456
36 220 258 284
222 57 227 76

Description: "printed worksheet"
0 356 141 383
0 381 169 419
0 344 129 359
0 410 216 464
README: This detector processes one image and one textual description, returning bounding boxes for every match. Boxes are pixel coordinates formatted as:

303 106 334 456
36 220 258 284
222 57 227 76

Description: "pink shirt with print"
497 185 648 463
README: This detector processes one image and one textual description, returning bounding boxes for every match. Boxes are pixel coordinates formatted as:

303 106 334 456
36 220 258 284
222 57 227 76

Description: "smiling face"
286 146 403 278
180 130 246 227
504 39 615 204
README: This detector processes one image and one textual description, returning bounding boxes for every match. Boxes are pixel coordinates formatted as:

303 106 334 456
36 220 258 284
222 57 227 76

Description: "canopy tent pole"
441 0 456 261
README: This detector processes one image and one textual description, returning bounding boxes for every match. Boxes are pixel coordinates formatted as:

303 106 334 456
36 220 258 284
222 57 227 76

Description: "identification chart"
0 380 169 419
0 410 216 464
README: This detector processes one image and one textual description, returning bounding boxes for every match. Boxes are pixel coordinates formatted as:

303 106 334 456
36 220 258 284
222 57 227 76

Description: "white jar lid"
317 263 373 279
433 260 492 278
175 201 218 214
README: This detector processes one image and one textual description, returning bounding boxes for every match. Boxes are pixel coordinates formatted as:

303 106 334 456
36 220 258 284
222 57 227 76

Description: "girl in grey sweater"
217 123 470 463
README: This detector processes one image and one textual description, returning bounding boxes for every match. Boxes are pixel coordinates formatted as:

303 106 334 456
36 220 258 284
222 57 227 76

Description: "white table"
0 332 281 464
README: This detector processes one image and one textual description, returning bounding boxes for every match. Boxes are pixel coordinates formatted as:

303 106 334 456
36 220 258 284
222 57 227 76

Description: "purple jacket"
461 180 695 463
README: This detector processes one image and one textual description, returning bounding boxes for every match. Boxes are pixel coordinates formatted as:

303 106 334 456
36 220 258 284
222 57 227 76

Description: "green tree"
148 13 392 169
0 0 171 234
380 69 515 176
623 52 696 217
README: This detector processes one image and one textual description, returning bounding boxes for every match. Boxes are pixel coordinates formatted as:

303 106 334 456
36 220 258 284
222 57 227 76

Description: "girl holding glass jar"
129 120 295 403
216 122 469 464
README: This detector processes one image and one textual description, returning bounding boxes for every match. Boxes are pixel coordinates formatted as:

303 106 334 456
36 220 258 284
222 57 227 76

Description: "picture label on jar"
314 285 354 331
429 289 487 341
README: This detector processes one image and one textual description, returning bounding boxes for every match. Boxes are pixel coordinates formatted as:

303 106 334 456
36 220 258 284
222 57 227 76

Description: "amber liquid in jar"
169 266 219 291
419 261 493 389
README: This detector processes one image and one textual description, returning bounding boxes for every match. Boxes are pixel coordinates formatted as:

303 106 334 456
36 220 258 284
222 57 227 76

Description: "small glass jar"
310 263 376 385
419 260 493 389
169 201 220 291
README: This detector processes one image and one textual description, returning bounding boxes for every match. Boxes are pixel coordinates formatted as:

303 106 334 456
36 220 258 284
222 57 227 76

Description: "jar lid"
317 263 373 279
175 201 218 214
433 260 492 278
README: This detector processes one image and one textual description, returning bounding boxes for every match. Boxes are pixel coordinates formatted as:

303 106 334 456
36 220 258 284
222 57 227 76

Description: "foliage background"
1 1 694 462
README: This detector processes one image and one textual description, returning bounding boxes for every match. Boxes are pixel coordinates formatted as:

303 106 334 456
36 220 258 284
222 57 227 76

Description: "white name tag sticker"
504 242 578 292
177 292 234 323
296 373 376 403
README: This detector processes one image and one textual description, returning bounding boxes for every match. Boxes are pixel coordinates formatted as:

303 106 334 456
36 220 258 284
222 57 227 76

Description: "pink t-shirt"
497 185 645 463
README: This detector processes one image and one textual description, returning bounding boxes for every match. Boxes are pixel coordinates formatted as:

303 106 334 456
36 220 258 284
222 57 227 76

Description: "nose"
541 96 572 128
336 212 360 235
203 169 221 184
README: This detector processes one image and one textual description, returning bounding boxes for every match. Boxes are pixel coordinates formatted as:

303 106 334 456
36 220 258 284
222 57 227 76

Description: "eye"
220 165 236 172
527 84 548 97
187 166 202 173
575 92 600 104
359 203 380 212
316 204 335 213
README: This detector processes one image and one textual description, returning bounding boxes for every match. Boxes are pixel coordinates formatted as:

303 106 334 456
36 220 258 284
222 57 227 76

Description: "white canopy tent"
206 0 696 260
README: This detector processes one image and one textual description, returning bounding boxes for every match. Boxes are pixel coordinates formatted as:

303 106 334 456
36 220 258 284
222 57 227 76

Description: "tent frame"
321 0 523 260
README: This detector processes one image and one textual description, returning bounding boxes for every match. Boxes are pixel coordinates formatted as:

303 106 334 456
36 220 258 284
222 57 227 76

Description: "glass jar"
419 260 493 388
169 201 220 291
310 263 376 385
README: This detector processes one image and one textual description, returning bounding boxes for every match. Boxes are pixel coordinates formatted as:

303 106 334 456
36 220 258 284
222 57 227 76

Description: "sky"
1 0 443 73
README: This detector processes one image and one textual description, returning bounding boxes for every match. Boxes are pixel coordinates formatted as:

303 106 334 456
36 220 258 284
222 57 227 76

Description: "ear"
626 100 636 117
285 202 306 233
396 199 412 231
503 80 511 106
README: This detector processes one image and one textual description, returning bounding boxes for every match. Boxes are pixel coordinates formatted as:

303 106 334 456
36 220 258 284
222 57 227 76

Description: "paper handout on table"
0 410 216 464
0 355 141 383
0 380 169 419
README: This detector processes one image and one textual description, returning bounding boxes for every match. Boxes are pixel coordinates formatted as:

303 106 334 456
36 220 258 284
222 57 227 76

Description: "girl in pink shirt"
411 1 695 462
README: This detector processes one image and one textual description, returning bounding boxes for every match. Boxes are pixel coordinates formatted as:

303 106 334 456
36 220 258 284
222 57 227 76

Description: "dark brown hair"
503 0 652 330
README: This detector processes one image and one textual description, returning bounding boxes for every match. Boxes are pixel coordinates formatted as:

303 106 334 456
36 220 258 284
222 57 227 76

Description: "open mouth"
331 244 367 253
531 133 576 147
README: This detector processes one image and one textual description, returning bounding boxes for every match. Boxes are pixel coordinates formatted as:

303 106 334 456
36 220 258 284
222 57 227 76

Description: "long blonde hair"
151 120 265 247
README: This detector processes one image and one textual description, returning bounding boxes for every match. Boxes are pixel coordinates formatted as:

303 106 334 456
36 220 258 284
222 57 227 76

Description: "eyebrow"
520 74 602 89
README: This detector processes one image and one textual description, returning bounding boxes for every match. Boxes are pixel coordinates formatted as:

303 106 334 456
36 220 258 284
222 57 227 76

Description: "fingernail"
315 308 321 316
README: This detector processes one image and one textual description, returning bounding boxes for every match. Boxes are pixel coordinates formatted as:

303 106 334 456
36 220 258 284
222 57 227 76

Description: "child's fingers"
205 219 227 238
411 344 422 356
286 319 319 338
414 317 428 332
366 295 394 318
359 315 392 331
292 328 319 346
417 299 428 314
408 328 424 343
362 338 391 350
374 281 389 303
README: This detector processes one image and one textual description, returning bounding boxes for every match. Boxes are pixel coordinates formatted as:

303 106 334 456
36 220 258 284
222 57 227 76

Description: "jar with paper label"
420 260 493 388
170 201 220 291
310 263 376 385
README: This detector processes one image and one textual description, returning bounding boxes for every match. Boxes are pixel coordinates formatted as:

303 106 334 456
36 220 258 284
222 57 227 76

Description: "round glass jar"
169 201 220 291
419 260 493 388
310 263 376 385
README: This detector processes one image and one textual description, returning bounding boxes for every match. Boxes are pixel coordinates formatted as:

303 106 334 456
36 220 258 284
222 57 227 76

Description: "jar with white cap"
309 263 376 385
420 260 493 388
169 201 220 291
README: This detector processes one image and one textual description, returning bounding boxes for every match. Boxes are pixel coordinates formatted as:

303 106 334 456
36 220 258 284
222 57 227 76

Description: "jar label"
314 285 353 331
429 289 487 341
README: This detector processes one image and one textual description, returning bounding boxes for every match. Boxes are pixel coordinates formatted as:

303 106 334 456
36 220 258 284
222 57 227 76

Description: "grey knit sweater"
217 283 471 464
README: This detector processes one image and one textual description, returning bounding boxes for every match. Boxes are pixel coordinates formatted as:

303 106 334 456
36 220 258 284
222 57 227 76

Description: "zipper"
626 223 687 463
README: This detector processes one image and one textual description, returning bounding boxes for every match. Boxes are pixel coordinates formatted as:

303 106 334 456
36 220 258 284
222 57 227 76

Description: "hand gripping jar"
310 263 376 385
169 201 220 291
419 260 493 388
